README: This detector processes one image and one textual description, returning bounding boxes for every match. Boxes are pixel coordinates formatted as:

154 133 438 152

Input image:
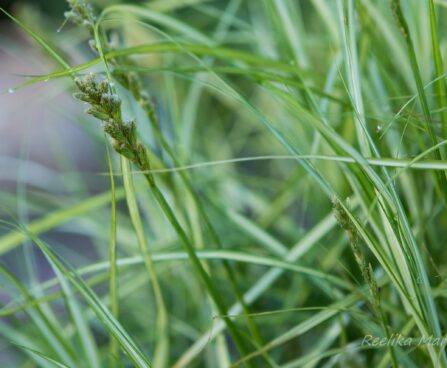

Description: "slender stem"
121 158 169 367
428 0 447 139
105 135 119 365
390 0 447 203
144 173 253 365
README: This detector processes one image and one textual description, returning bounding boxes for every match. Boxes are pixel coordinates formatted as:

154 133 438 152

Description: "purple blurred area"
0 4 107 282
0 21 103 192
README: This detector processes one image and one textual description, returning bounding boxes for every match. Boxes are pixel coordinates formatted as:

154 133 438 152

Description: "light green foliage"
1 0 447 367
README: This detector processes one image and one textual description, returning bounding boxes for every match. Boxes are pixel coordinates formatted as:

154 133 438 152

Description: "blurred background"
0 0 103 174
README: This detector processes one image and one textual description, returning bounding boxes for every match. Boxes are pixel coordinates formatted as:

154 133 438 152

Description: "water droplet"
376 124 383 133
56 29 61 33
8 88 14 94
109 82 115 87
44 79 49 83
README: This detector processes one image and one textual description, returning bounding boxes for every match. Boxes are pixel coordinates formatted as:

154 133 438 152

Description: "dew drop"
376 124 383 133
109 82 115 87
8 88 14 94
44 79 49 83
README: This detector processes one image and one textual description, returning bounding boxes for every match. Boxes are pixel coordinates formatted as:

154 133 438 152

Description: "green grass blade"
121 157 169 368
428 0 447 137
51 262 101 368
0 189 125 255
14 344 71 368
105 136 120 366
0 267 77 367
21 231 153 368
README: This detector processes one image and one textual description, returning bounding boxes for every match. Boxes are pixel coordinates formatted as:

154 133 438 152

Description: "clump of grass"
1 0 447 367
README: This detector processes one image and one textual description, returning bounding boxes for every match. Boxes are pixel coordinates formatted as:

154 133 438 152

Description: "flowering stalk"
333 198 398 368
73 70 254 364
74 75 152 177
65 0 266 362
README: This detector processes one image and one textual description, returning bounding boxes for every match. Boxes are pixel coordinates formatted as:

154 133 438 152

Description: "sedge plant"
1 0 447 367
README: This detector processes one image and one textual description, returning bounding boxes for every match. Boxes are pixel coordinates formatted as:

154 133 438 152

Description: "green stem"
151 126 273 365
121 158 169 368
390 0 447 203
105 136 119 365
144 173 253 366
428 0 447 139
